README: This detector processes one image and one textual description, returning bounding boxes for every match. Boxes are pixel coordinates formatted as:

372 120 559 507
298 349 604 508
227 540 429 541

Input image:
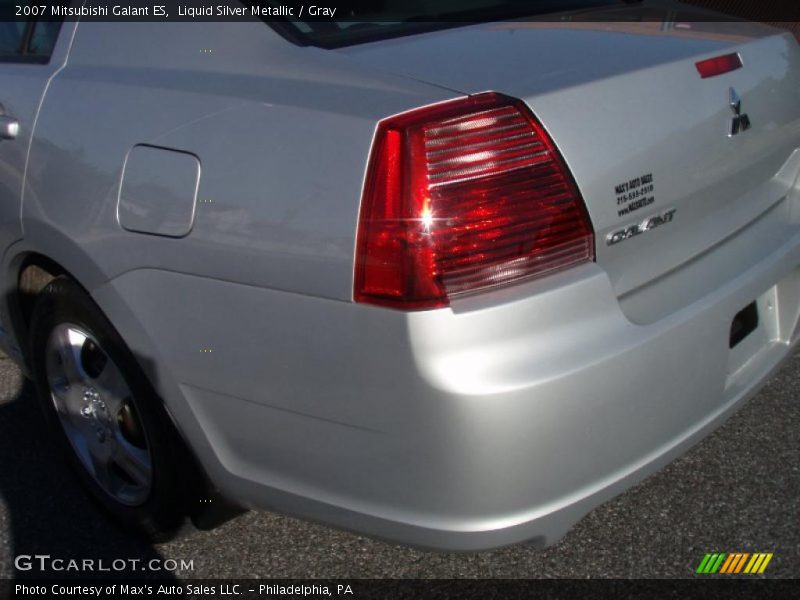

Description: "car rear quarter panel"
22 21 458 300
17 21 459 509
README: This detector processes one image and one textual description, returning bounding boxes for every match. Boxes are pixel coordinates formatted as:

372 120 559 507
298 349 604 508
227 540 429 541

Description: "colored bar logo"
696 553 773 574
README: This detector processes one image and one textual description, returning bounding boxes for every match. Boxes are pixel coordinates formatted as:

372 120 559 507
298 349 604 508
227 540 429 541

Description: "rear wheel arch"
7 252 71 373
6 249 188 441
29 275 188 539
7 250 242 533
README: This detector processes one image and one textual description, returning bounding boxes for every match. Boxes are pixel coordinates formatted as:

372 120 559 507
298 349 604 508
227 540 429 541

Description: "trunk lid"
340 9 800 319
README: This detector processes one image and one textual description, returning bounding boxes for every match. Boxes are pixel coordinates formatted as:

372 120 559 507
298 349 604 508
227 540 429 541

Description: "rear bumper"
96 229 800 551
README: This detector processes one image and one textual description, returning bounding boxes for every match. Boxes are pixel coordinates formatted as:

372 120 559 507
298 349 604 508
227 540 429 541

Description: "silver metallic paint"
117 144 201 238
0 11 799 549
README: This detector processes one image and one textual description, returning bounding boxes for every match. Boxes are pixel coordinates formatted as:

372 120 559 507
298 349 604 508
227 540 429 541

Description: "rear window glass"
266 0 627 48
0 21 27 56
27 20 61 57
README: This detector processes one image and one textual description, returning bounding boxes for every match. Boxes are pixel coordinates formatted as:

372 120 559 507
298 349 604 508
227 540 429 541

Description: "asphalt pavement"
0 350 797 579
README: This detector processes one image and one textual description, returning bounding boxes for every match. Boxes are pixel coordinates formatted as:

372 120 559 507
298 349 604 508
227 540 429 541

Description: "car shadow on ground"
0 373 176 582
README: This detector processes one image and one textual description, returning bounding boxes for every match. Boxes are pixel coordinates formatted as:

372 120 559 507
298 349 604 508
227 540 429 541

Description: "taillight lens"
354 92 594 310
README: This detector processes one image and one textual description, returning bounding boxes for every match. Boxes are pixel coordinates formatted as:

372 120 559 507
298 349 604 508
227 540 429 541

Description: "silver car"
1 2 799 550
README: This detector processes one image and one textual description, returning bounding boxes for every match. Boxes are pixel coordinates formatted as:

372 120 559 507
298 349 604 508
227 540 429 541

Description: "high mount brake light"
695 53 743 79
354 92 595 310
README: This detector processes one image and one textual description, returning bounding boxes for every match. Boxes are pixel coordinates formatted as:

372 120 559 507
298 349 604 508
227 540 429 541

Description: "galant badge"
606 208 677 246
729 87 751 137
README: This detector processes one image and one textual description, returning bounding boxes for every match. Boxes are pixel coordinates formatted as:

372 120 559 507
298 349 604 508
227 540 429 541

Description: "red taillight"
354 92 594 310
695 53 743 79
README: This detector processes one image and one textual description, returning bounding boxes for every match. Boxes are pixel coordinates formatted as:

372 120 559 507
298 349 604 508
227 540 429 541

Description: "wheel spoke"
45 327 82 423
54 326 90 385
67 424 95 470
48 374 76 413
91 357 131 418
90 452 115 493
112 436 152 488
77 431 114 492
47 378 91 435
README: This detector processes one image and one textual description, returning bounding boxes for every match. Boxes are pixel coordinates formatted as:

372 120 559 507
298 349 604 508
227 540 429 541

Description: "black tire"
29 276 191 541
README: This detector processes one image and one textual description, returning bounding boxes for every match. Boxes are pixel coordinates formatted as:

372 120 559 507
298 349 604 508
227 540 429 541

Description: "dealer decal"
615 173 655 218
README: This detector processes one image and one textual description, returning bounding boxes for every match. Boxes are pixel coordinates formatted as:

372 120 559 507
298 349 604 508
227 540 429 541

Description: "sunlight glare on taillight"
354 92 594 310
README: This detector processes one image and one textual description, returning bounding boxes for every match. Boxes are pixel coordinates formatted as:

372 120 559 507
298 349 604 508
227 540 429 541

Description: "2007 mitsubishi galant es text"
1 1 799 550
